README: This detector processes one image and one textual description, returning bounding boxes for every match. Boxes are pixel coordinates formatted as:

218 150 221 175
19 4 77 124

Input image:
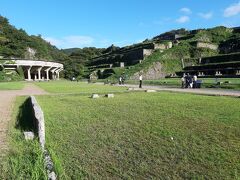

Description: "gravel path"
0 83 48 158
122 84 240 97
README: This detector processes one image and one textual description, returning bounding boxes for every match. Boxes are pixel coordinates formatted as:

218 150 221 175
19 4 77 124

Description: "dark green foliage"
69 47 104 64
190 47 218 58
190 26 233 44
0 70 24 82
64 60 86 79
200 52 240 64
0 62 24 82
153 28 189 40
102 44 120 54
62 47 105 79
220 36 240 53
0 15 68 61
16 66 24 78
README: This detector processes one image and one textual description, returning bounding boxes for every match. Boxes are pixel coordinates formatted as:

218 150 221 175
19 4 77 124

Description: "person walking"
122 73 125 85
181 75 186 88
193 74 197 88
185 73 192 88
119 76 122 85
139 74 143 88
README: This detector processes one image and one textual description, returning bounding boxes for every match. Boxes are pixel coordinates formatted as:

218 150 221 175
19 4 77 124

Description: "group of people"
181 73 198 89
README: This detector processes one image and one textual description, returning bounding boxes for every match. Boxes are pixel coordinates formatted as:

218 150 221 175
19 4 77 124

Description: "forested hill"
0 16 68 61
0 15 106 79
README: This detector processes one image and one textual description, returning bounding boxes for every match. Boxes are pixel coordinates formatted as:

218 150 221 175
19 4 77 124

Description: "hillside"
0 16 68 61
87 26 240 80
0 15 240 81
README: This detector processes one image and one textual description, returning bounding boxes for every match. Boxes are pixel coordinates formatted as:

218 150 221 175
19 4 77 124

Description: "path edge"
30 96 57 180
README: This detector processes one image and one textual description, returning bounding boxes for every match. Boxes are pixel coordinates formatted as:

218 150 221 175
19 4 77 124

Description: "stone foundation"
130 62 166 80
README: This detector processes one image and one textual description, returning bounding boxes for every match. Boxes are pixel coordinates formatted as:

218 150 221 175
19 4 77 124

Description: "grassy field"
36 92 240 179
0 81 25 90
126 78 240 90
35 81 127 93
0 96 47 179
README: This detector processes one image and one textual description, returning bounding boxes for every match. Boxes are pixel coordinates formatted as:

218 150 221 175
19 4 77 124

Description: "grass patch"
34 81 127 94
0 81 25 90
36 92 240 179
0 96 47 179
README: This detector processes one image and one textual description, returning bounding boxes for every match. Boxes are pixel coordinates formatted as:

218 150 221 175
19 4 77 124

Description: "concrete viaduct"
2 60 63 81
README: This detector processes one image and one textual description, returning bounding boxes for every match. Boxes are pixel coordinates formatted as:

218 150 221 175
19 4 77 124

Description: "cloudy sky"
1 0 240 49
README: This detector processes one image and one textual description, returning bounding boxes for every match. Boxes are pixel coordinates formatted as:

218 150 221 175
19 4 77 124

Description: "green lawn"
0 82 25 90
34 81 127 94
36 92 240 179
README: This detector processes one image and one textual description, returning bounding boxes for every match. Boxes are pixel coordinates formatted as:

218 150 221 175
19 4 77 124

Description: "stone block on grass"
105 94 114 98
145 89 157 93
128 87 135 91
91 94 99 98
24 131 34 140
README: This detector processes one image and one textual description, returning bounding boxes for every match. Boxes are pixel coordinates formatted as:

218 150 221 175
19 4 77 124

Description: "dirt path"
122 84 240 97
0 83 48 158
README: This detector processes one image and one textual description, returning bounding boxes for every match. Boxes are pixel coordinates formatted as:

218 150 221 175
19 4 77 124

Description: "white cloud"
63 36 94 46
44 35 94 48
98 39 111 47
198 12 213 19
224 1 240 17
43 36 143 49
221 20 240 28
176 16 190 23
44 37 63 47
180 7 192 14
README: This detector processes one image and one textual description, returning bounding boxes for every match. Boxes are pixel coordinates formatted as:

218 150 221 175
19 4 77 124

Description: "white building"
1 59 63 81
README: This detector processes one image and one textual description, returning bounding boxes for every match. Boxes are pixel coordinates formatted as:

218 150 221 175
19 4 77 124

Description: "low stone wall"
196 42 218 50
30 96 56 180
30 96 45 149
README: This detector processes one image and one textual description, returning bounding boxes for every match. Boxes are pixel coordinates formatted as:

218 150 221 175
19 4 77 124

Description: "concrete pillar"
55 68 63 80
199 57 202 64
27 66 32 81
57 72 59 80
37 67 43 81
215 71 222 76
181 58 185 68
34 74 37 81
45 67 52 81
236 70 240 75
198 72 201 76
120 62 124 68
51 67 59 80
46 71 49 80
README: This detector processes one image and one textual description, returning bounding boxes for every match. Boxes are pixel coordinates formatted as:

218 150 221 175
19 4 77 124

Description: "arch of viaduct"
2 60 64 81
